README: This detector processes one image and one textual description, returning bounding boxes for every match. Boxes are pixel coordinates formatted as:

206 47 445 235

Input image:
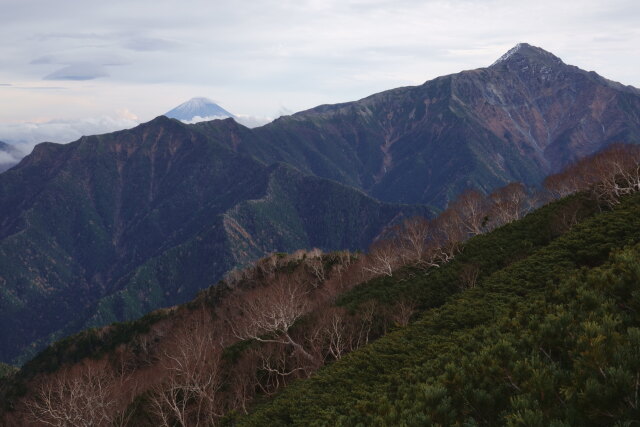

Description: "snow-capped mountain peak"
164 97 235 122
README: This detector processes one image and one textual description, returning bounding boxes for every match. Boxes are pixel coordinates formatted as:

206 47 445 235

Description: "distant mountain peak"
164 97 235 122
490 43 564 68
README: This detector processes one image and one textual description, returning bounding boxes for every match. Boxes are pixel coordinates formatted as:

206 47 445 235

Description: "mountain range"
223 43 640 207
1 43 639 364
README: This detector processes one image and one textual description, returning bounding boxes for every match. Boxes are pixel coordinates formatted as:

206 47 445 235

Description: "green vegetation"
337 194 598 313
0 363 17 380
5 162 640 425
0 117 422 366
241 193 640 425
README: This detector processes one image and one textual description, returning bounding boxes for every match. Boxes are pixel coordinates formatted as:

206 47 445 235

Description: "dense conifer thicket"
244 195 640 426
2 144 640 425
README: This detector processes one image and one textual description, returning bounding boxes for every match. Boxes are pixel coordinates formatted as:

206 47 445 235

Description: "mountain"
203 43 640 207
242 192 640 426
0 142 20 173
164 97 235 121
2 42 639 364
0 116 426 364
4 185 640 425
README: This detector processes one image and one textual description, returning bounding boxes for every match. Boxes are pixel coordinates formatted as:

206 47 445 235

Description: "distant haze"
0 0 639 146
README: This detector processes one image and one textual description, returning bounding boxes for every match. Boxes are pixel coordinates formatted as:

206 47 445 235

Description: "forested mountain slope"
2 41 640 377
242 194 640 426
198 43 640 207
5 148 640 425
0 116 424 365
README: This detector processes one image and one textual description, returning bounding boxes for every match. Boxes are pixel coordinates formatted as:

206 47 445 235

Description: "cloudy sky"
1 0 639 152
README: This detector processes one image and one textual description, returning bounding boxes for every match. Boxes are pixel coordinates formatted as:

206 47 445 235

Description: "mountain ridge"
1 42 640 364
0 115 426 364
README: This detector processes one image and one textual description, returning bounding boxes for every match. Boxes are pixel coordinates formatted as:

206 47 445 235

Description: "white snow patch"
491 43 525 66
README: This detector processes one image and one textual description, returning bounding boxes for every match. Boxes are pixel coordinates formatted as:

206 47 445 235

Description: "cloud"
0 144 23 169
43 63 109 81
179 114 273 128
12 86 67 91
0 0 638 122
276 106 294 117
33 31 110 42
123 36 179 52
180 115 231 125
234 115 273 128
0 150 17 164
30 55 56 65
0 83 11 86
0 114 140 162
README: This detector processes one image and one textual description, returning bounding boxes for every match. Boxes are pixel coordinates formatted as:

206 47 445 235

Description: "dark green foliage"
241 194 640 426
338 194 599 312
0 309 171 412
0 118 422 365
21 310 170 376
4 44 640 367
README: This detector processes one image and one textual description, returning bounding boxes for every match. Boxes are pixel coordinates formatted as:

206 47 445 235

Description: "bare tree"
362 240 400 277
543 144 640 206
589 144 640 206
310 307 354 361
227 350 260 415
149 313 224 427
543 167 587 199
430 209 465 264
229 276 314 361
449 189 490 237
396 217 431 266
253 344 310 395
306 256 326 287
26 365 118 427
490 182 528 227
354 300 377 348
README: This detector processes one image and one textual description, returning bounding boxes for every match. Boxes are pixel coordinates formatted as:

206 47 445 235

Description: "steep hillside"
0 185 620 426
0 116 424 365
197 43 640 207
2 42 639 369
242 194 640 425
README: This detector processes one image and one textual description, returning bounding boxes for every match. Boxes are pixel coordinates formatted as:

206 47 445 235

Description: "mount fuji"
164 97 235 122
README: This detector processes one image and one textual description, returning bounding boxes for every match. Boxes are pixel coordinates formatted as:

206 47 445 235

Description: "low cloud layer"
0 115 140 166
0 110 273 169
181 115 273 128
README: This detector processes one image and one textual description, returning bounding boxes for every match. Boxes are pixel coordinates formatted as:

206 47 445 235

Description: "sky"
1 0 639 158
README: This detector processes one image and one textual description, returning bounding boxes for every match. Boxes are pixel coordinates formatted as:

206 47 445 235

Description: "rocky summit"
215 43 640 207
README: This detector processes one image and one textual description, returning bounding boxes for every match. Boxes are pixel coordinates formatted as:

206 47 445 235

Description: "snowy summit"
490 43 564 68
491 43 527 66
164 97 235 123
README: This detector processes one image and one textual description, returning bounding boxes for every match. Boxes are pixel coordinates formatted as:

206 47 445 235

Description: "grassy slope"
241 194 640 426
